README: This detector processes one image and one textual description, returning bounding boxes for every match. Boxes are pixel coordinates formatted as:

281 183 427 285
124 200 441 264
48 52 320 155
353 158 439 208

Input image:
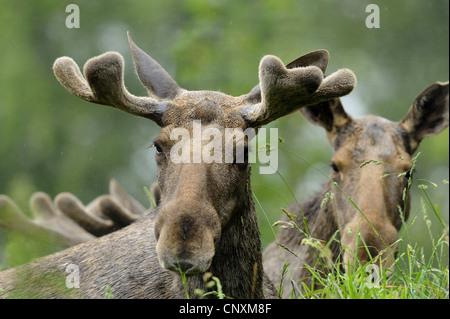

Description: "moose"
263 81 449 298
0 33 356 298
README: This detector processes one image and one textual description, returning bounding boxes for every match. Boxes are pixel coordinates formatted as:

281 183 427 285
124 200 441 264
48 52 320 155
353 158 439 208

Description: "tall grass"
287 211 449 299
1 146 448 299
259 149 449 299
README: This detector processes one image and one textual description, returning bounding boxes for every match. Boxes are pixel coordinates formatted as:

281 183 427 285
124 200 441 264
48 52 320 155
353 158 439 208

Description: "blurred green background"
0 0 448 268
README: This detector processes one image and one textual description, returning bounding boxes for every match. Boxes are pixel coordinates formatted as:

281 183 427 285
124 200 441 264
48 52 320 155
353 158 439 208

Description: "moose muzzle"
155 201 221 275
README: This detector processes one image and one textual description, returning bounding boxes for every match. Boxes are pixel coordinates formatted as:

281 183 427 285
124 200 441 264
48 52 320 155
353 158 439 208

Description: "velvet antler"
53 33 356 129
53 52 168 126
241 54 356 127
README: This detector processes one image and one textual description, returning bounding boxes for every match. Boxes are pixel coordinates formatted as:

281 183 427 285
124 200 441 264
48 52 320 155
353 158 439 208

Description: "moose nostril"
177 261 194 273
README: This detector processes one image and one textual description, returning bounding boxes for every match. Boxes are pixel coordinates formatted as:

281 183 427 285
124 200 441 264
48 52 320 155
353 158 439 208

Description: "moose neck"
183 173 265 299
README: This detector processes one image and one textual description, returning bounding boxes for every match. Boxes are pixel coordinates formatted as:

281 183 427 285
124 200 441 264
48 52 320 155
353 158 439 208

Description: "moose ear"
400 81 449 153
300 98 351 132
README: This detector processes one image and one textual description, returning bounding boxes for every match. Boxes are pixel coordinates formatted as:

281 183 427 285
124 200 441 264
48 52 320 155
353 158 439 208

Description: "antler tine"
241 50 330 105
55 179 148 236
108 179 146 215
308 68 357 103
0 194 95 248
89 179 147 227
97 194 156 229
0 195 39 234
127 32 183 100
242 54 356 127
30 193 96 245
55 192 116 237
53 51 168 126
0 180 149 251
285 49 329 72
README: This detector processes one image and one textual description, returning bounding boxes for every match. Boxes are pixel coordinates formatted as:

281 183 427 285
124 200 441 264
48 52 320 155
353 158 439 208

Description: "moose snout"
341 216 398 274
155 204 221 275
160 251 214 275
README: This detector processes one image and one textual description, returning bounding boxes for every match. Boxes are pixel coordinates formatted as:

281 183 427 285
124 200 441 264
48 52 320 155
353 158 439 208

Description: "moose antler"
127 33 183 100
53 33 356 129
0 179 147 248
240 53 356 127
0 193 95 247
55 179 147 236
53 52 169 126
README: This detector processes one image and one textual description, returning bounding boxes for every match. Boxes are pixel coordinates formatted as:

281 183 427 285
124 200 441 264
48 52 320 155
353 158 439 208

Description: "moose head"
47 33 357 298
301 81 449 274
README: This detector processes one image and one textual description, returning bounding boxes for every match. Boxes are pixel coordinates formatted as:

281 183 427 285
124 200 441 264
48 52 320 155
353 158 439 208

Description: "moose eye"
330 162 339 174
153 142 163 155
404 168 414 181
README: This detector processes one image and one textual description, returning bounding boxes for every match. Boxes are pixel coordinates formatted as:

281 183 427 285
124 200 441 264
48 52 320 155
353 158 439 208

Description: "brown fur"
263 83 449 298
0 34 356 298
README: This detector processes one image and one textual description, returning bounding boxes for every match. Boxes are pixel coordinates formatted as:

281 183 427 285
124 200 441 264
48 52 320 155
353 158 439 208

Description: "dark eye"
330 162 339 174
404 168 414 180
153 142 163 155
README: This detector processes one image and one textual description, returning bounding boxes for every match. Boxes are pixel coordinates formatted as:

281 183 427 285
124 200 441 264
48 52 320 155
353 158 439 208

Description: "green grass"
263 152 449 299
194 273 230 299
270 216 449 299
1 150 448 299
285 229 449 299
